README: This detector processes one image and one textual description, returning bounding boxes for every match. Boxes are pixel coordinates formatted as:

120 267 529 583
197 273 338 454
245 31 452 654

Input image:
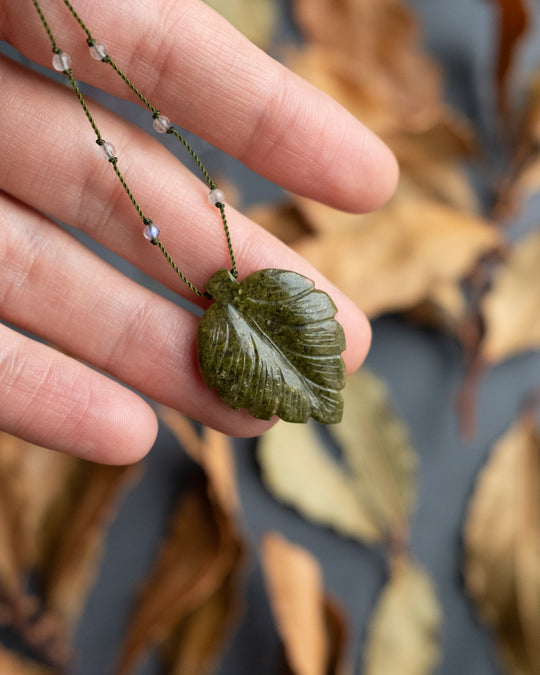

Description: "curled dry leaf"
116 474 243 675
487 0 529 117
38 461 142 636
293 192 499 318
258 369 417 546
261 533 348 675
464 406 540 674
258 420 381 543
363 556 441 675
481 227 540 363
161 556 243 675
0 645 56 675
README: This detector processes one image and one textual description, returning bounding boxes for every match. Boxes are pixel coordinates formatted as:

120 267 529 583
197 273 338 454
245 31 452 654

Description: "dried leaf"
204 0 277 49
162 555 243 675
495 70 540 217
331 370 417 542
293 192 500 318
116 476 242 675
38 461 141 635
464 406 540 674
198 268 346 424
258 420 382 543
292 0 442 135
481 227 540 362
262 533 348 675
0 645 56 675
363 556 441 675
488 0 529 116
159 408 241 517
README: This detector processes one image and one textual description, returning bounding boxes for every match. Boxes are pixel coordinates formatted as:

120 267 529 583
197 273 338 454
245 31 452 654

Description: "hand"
0 0 398 463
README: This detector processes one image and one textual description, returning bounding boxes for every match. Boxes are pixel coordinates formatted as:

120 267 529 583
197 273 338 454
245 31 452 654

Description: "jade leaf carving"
197 269 346 424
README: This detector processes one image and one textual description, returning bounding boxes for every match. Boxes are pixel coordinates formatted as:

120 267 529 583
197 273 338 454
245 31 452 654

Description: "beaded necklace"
31 0 347 424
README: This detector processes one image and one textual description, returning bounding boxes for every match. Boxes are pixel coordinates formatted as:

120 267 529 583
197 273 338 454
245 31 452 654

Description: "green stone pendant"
197 269 346 424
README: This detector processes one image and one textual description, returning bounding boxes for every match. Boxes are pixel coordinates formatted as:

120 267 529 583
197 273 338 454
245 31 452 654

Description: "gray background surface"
2 0 540 673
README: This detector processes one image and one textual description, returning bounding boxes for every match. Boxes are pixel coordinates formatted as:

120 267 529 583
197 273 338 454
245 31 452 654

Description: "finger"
0 323 158 464
0 193 282 440
3 0 398 213
0 56 371 373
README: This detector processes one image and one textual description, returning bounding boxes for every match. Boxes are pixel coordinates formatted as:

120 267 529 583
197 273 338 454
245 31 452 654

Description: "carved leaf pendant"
197 269 346 424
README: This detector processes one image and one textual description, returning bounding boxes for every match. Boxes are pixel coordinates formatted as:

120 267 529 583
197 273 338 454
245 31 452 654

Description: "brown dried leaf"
159 408 240 517
258 420 382 543
292 0 441 134
162 553 243 675
488 0 529 116
0 645 56 675
495 70 540 217
363 556 442 675
116 476 242 675
38 461 141 635
481 227 540 362
464 406 540 675
331 370 417 544
262 533 348 675
294 191 499 318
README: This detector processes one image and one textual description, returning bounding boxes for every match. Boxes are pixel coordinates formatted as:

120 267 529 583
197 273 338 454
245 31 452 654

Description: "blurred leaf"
203 0 277 48
159 408 241 518
0 645 56 675
262 533 348 675
331 370 417 543
292 191 500 318
259 370 417 545
495 69 540 218
464 405 540 674
481 227 540 362
363 556 441 675
162 557 243 675
38 461 142 636
487 0 528 116
292 0 441 135
258 420 381 543
116 475 242 675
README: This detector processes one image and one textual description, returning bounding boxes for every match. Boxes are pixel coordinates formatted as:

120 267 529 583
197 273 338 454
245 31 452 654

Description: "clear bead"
89 42 108 61
153 115 171 134
143 223 160 240
100 141 116 160
208 188 225 207
52 51 72 72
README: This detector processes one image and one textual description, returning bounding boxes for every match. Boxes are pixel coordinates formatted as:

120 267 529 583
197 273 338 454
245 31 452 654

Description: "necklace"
31 0 347 424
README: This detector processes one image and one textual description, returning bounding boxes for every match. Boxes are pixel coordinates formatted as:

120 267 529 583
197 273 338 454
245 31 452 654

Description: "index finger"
3 0 398 212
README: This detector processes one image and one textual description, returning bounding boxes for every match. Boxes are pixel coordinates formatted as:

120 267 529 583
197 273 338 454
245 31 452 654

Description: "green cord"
31 0 239 298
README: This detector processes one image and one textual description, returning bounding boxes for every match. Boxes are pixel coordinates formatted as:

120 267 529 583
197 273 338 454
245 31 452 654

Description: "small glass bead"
52 51 72 72
153 115 171 134
100 141 116 160
143 223 160 241
208 188 225 207
89 42 108 61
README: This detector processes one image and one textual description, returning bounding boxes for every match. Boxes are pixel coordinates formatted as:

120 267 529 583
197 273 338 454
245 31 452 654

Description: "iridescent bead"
143 222 160 240
89 42 108 61
153 115 171 133
52 51 72 72
100 141 116 161
208 188 225 207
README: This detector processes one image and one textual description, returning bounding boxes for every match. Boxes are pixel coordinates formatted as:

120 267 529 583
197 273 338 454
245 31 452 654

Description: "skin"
0 0 398 464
